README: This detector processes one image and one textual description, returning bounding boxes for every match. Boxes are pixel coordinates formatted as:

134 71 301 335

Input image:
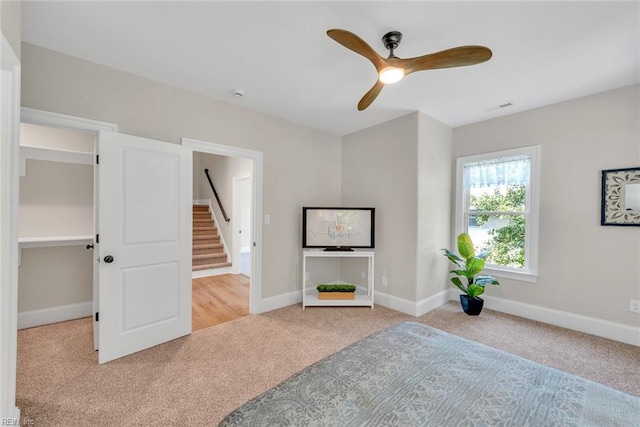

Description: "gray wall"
453 84 640 327
416 113 453 302
341 113 419 301
341 112 453 304
18 246 93 312
0 0 20 59
21 43 342 301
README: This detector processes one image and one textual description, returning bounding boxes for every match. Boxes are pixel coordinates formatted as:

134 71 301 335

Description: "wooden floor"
192 273 250 332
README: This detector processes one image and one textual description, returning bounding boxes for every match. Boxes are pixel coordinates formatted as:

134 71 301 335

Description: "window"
456 146 540 282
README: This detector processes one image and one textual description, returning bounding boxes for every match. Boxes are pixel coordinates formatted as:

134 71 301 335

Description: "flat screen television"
302 207 375 250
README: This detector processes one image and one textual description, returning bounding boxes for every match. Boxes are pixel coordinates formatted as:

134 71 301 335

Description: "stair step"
193 218 214 225
192 262 232 271
193 230 218 239
193 225 217 231
193 235 220 243
193 253 227 261
193 244 224 255
192 204 229 272
193 243 223 250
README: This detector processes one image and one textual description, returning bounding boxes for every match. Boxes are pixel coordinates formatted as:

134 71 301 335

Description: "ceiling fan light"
379 67 404 84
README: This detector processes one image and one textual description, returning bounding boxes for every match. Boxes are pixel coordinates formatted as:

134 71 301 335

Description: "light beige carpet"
16 302 639 426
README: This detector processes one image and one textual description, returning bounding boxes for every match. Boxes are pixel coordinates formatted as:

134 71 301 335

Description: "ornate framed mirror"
601 167 640 226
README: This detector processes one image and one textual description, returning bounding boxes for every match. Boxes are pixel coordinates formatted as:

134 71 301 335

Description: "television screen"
302 207 375 249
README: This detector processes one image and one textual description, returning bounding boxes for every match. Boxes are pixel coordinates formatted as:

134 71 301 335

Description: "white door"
233 173 251 276
97 131 192 364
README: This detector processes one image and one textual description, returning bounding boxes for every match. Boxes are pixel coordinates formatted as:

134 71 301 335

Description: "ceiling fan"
327 29 492 111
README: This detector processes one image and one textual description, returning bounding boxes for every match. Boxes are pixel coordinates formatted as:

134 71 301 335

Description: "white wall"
453 84 640 327
21 43 343 300
341 113 419 301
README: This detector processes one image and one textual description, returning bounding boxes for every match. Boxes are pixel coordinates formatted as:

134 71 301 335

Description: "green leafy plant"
442 233 499 299
316 283 356 292
471 185 526 268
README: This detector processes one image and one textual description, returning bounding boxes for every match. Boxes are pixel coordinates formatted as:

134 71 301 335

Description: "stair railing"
204 169 231 223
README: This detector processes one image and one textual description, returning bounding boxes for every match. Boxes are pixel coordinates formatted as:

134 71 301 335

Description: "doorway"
183 137 263 318
16 122 96 335
190 150 257 330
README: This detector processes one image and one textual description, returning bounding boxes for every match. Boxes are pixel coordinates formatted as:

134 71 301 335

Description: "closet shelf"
20 145 94 166
19 235 93 249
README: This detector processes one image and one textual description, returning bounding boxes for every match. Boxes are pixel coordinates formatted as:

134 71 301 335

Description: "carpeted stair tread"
192 204 230 271
192 261 232 271
193 230 217 237
193 221 216 228
193 243 224 252
193 253 228 261
193 226 217 231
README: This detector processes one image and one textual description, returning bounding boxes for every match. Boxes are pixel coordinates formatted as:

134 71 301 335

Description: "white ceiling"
20 1 640 136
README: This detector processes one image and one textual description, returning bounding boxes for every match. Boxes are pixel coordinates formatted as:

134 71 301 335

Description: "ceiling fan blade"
402 46 492 75
358 80 385 111
327 29 386 71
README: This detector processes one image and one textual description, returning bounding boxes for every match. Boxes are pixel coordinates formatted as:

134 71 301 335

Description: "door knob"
86 244 94 250
103 255 114 263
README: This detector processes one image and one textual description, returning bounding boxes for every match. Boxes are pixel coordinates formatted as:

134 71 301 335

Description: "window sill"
484 267 538 283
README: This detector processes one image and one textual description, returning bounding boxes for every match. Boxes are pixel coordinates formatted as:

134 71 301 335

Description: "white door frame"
0 33 21 422
232 172 252 275
182 138 263 314
20 109 118 352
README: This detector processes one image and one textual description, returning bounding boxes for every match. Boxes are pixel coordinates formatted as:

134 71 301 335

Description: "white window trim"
455 145 540 282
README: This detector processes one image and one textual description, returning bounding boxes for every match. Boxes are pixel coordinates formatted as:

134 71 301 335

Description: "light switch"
264 214 271 224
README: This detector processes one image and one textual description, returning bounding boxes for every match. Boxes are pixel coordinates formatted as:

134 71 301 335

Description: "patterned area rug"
220 322 640 426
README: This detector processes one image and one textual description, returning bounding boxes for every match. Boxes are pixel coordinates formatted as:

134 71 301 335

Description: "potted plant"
442 233 499 315
316 283 357 300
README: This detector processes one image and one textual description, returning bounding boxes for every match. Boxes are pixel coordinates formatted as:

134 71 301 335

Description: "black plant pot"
460 295 484 316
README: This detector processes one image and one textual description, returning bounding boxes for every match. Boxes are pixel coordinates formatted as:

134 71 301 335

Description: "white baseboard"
373 289 450 317
415 290 452 317
193 199 211 205
257 290 301 314
256 287 639 347
374 288 639 346
191 266 232 278
18 301 92 330
480 294 640 347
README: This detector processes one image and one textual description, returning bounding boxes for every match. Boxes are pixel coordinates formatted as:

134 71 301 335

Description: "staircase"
192 205 231 271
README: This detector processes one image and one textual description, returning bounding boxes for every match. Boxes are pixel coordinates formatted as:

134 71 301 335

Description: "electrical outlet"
630 299 640 314
382 276 388 287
